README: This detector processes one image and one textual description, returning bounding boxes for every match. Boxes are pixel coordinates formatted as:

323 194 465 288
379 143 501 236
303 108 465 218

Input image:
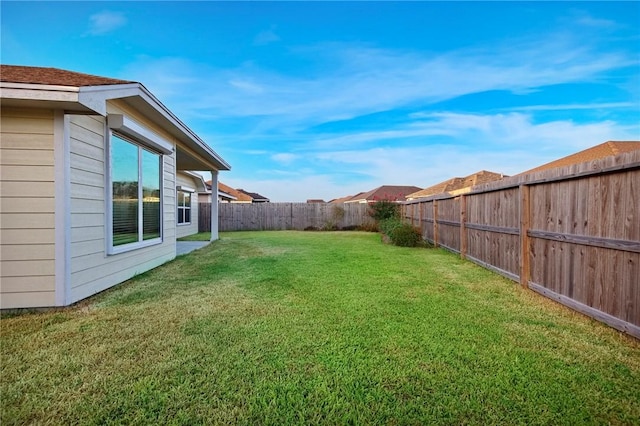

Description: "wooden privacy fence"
403 150 640 338
200 202 375 232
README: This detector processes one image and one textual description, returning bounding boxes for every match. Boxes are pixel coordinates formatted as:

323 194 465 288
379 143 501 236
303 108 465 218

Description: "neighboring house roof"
0 64 230 172
218 182 251 202
203 180 238 201
204 181 254 202
518 141 640 175
407 170 505 199
306 199 325 203
218 189 237 202
329 195 358 204
345 185 422 203
237 189 270 203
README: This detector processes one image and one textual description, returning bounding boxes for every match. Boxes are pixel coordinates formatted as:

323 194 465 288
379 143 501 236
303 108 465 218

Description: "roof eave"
1 81 230 172
79 83 230 171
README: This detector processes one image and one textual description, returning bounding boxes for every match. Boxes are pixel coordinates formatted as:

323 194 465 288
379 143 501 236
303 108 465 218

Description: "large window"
110 133 162 251
177 190 191 225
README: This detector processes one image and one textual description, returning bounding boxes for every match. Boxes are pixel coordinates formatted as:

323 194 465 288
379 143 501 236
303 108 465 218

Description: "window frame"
106 129 165 255
176 188 193 226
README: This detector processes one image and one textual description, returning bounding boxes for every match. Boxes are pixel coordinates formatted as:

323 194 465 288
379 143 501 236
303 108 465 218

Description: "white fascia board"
107 114 174 154
78 83 141 115
0 82 80 92
0 83 79 102
82 83 230 171
135 85 231 171
2 80 230 171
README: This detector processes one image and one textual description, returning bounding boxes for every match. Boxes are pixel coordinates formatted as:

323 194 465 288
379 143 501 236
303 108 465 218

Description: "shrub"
379 218 403 236
357 222 379 232
390 223 422 247
323 205 346 230
379 218 422 247
368 201 400 222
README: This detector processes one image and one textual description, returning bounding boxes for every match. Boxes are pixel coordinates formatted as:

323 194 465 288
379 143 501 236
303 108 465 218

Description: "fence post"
460 195 467 259
519 184 531 288
419 201 424 238
433 199 439 248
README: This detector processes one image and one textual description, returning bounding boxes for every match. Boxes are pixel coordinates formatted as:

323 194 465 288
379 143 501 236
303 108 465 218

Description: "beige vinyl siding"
176 172 199 238
0 107 56 308
67 105 177 304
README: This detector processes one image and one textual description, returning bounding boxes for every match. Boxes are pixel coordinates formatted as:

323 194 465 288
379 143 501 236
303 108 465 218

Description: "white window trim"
106 127 164 255
107 114 173 155
177 188 192 226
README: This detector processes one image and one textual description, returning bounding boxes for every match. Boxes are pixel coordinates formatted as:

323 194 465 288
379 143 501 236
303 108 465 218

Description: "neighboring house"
517 141 640 175
344 185 422 204
329 194 360 204
306 199 325 204
406 170 505 200
199 181 252 203
236 189 270 203
198 180 241 203
216 185 237 203
0 65 230 309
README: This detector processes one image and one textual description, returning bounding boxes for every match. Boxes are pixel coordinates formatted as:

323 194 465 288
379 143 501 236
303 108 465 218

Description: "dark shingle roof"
349 185 422 202
237 189 270 202
0 65 134 87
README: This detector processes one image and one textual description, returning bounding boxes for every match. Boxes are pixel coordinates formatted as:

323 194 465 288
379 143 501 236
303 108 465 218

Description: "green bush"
379 218 403 236
368 200 400 222
391 223 422 247
379 218 423 247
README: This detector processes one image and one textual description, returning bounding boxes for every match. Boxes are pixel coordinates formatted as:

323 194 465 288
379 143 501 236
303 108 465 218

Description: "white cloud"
229 79 265 95
312 112 639 151
271 153 298 164
500 102 635 112
87 11 126 36
113 23 638 203
224 175 365 203
254 28 281 46
119 29 635 134
220 113 638 202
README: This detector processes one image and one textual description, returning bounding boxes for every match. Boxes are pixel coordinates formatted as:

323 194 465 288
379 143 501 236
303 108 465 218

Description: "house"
198 181 259 203
517 141 640 175
344 185 422 203
406 170 505 200
236 189 270 203
198 180 243 203
0 65 230 309
329 194 360 204
216 183 238 203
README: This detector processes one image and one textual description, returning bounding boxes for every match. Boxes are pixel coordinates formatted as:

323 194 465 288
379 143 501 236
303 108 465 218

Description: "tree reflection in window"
111 134 161 247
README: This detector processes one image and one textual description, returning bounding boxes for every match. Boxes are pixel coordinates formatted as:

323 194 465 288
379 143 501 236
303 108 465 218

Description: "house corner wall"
66 106 176 305
0 107 57 308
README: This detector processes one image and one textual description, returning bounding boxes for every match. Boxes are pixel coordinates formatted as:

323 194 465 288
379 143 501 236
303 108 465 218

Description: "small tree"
368 200 400 222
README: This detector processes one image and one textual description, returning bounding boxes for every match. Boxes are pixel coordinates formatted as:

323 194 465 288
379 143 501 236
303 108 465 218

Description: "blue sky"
2 1 639 201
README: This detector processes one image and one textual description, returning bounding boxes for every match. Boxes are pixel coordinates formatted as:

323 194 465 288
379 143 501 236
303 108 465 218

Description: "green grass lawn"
2 231 639 425
177 232 211 241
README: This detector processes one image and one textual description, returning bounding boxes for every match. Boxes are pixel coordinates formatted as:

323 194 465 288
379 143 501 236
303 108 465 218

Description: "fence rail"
200 202 375 232
403 150 640 338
